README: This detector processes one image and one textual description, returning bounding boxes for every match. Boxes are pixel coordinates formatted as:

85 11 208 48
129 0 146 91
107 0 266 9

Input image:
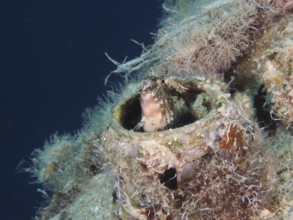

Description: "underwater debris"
28 0 293 219
101 75 273 219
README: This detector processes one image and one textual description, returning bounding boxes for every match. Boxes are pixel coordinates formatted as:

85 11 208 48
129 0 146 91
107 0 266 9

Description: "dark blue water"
0 1 161 219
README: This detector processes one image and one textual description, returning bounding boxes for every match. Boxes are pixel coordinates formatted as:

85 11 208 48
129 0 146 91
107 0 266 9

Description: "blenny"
134 76 175 132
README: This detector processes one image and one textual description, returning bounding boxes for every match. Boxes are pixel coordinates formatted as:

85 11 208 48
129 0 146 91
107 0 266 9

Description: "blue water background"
0 1 161 219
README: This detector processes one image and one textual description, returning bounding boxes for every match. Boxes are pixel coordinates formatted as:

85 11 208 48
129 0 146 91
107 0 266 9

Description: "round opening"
118 80 212 132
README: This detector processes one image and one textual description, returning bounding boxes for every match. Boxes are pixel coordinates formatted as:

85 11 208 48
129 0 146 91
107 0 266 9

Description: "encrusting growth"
26 0 293 219
101 76 274 219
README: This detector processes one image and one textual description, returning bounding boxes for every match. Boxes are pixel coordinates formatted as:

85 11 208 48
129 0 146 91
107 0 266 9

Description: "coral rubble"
27 0 293 219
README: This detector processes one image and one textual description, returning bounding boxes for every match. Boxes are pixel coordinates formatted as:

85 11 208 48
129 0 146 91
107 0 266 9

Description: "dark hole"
172 108 196 129
254 84 276 135
267 52 278 60
224 55 258 94
145 204 161 220
146 207 155 220
119 95 142 131
201 152 213 160
159 168 177 190
277 167 288 175
112 190 118 203
90 164 99 175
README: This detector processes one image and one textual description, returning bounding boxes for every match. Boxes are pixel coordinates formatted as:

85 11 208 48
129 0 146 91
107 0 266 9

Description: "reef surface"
28 0 293 219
